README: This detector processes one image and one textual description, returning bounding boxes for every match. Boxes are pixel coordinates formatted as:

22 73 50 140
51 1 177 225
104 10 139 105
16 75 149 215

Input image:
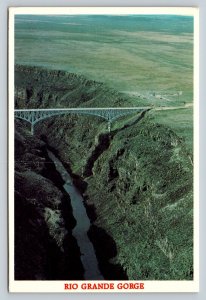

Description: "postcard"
8 7 199 293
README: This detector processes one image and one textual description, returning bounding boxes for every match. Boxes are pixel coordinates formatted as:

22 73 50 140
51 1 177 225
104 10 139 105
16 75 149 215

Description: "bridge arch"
14 107 151 135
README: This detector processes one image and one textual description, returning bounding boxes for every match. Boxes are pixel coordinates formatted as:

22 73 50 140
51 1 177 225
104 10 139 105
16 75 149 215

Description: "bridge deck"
15 107 151 112
14 107 151 134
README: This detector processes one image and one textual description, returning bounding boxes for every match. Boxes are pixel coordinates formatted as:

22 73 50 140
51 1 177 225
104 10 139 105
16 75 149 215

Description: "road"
154 103 193 111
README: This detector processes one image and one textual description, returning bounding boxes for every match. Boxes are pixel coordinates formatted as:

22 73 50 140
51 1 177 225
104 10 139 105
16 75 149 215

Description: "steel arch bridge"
14 107 151 135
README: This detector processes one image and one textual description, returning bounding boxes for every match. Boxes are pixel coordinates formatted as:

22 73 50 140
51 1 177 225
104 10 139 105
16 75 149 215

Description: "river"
47 150 103 280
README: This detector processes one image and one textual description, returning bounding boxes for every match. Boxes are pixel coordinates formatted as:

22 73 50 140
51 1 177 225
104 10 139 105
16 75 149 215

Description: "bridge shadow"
83 110 150 179
111 108 151 137
83 133 111 177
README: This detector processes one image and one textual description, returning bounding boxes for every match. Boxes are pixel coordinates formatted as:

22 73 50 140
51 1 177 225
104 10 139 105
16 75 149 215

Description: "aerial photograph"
13 12 194 282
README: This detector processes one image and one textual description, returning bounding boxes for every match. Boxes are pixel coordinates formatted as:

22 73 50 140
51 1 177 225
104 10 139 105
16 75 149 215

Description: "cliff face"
15 121 84 280
39 113 193 280
15 65 133 109
14 65 193 280
85 120 193 280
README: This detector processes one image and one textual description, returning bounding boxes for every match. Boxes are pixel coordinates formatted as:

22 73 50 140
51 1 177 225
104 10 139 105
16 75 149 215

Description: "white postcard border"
8 6 199 293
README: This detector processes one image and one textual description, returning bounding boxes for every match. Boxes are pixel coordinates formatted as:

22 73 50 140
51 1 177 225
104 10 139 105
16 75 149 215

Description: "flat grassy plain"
15 16 193 96
15 15 194 149
153 108 193 150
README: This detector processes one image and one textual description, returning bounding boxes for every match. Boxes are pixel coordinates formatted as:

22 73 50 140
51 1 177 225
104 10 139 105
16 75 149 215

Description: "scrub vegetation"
14 15 194 280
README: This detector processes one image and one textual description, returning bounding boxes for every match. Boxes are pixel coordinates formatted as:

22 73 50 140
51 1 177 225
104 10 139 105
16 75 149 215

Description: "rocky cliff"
14 65 193 280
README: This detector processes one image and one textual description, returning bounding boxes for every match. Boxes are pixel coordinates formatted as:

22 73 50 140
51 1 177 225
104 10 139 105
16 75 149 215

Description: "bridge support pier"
15 107 151 135
31 123 34 135
108 121 111 133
